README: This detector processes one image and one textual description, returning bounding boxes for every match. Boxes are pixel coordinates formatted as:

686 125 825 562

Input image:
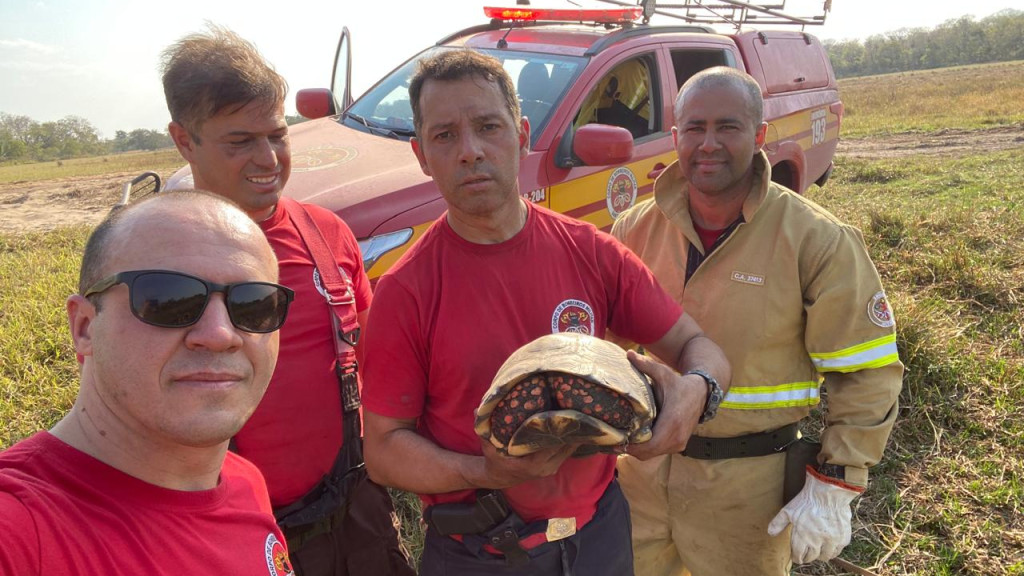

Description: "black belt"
681 423 800 460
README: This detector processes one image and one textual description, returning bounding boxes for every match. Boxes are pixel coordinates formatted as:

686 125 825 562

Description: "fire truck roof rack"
597 0 831 30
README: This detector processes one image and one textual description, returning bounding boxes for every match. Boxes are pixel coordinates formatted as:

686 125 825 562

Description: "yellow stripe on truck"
765 106 840 149
548 150 675 229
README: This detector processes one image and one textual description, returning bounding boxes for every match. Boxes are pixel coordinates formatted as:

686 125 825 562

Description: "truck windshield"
344 47 585 145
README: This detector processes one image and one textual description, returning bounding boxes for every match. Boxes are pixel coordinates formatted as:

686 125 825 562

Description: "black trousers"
283 470 415 576
419 480 633 576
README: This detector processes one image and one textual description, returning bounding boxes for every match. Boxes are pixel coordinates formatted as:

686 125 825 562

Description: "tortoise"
475 332 657 457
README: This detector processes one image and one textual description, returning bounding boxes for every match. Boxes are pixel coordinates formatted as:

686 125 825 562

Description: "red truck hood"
166 117 437 239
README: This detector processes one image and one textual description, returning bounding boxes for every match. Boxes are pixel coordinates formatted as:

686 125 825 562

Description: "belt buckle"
545 517 577 542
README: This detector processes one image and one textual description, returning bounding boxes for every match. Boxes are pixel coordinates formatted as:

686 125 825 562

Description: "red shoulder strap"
280 197 353 306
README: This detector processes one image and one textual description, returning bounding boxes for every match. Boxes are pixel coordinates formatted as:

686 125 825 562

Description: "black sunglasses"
83 270 295 334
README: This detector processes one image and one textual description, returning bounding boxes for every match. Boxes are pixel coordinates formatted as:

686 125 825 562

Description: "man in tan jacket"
612 66 903 576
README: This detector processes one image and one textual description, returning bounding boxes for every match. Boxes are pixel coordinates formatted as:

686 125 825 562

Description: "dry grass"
839 60 1024 138
0 148 183 184
803 149 1024 575
0 228 87 447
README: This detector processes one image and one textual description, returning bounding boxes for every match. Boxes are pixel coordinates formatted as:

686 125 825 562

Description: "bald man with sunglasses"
0 191 297 575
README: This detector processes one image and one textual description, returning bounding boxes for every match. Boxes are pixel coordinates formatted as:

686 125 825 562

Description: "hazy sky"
0 0 1016 138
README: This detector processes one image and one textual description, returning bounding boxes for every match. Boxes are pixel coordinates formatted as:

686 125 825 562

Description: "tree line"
0 112 173 163
824 9 1023 78
0 113 309 164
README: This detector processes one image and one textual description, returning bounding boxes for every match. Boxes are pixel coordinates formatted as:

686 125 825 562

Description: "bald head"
675 67 763 127
79 191 276 298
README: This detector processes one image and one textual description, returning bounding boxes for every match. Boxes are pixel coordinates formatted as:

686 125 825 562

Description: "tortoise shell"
475 333 656 457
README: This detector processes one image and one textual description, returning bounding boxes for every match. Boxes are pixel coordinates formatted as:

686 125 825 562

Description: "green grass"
798 149 1024 575
838 60 1024 138
0 148 183 184
0 227 89 447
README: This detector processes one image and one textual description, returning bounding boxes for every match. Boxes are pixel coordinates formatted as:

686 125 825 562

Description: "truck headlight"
358 228 414 271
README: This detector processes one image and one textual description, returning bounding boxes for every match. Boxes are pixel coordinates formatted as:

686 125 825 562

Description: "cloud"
0 38 102 76
0 38 59 55
0 60 85 73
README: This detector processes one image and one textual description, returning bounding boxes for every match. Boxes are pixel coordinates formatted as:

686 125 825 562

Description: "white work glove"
767 467 863 564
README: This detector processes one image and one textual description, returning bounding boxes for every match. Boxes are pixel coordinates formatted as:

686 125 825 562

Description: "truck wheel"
771 162 797 193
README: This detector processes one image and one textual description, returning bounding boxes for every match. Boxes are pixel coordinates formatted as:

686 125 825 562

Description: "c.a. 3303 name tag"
731 271 765 286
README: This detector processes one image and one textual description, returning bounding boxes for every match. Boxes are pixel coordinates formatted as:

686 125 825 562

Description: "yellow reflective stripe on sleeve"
720 381 820 410
809 333 900 373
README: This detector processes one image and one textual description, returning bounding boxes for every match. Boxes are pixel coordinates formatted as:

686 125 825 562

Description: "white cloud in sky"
0 38 59 54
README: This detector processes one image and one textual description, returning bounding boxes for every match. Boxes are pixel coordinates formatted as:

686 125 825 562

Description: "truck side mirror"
573 124 634 167
296 88 337 120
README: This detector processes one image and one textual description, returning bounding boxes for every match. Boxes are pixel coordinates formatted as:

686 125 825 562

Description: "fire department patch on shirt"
867 291 895 328
265 533 295 576
552 299 595 335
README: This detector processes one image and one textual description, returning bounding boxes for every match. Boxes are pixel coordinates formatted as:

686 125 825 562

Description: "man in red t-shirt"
0 191 295 575
161 26 412 576
361 50 732 575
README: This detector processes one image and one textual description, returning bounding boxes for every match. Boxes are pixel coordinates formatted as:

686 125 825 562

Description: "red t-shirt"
0 432 292 576
692 221 728 253
362 203 682 527
235 200 372 507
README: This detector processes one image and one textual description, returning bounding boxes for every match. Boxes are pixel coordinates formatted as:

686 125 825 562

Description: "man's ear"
67 294 96 359
168 121 196 162
671 125 679 148
519 116 531 156
410 137 432 177
754 121 768 151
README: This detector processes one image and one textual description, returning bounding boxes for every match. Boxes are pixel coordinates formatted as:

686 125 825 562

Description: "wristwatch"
686 369 723 423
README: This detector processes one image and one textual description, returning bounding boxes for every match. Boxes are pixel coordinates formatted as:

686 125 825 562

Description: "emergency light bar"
484 6 643 23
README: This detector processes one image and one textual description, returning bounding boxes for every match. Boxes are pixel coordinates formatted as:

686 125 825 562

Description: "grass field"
0 148 183 184
803 150 1024 576
2 64 1023 574
838 60 1024 138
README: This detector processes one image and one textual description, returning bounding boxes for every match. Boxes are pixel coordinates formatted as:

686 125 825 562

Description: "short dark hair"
160 24 288 141
676 66 764 126
409 49 520 136
78 190 245 301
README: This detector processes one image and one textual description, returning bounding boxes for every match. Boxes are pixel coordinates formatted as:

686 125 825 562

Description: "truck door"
331 27 353 112
545 49 676 231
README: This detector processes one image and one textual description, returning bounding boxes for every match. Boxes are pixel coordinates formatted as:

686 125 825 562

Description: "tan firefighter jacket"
612 152 903 487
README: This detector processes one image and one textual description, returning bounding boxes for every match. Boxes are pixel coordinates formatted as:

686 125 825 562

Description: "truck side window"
670 49 733 92
573 55 658 140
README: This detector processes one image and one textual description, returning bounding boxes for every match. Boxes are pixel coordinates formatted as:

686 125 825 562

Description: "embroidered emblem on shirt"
605 167 638 219
546 517 578 541
731 271 765 286
867 291 895 328
552 299 595 335
265 533 295 576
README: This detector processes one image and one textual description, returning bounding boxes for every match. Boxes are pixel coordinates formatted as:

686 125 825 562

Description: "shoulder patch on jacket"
867 291 894 328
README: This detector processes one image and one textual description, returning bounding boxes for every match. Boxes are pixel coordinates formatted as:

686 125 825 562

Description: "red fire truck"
167 1 843 280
